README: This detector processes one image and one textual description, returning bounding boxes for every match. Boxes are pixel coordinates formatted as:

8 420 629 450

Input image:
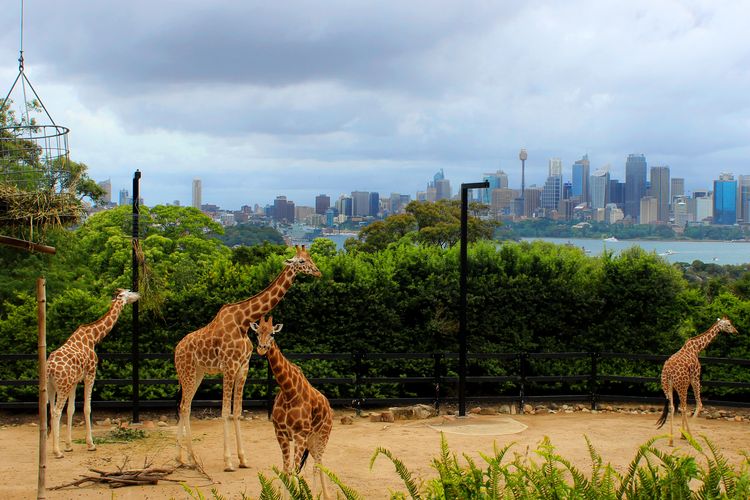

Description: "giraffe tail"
297 449 309 473
656 398 669 428
46 377 54 436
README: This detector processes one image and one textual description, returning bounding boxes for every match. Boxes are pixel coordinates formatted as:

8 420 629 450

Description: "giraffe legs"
64 387 76 452
666 391 675 447
691 376 703 418
176 371 203 466
83 372 97 451
221 373 237 471
50 384 68 459
232 369 249 469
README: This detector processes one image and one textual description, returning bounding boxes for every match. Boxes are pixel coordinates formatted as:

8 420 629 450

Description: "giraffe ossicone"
656 315 738 446
46 289 140 459
250 315 333 499
174 245 321 472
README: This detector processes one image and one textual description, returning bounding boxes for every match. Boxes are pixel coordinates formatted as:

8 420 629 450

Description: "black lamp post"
459 180 489 417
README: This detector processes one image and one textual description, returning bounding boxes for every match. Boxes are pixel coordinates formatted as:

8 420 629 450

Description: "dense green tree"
215 224 284 247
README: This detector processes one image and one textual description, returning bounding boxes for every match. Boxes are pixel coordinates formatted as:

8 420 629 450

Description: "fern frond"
370 447 422 500
317 464 365 500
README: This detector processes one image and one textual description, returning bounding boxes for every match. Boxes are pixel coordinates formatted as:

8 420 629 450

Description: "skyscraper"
649 165 670 223
273 196 295 223
315 194 330 215
541 158 563 213
590 166 610 209
713 173 737 225
571 155 590 204
625 154 647 220
481 170 509 204
738 175 750 224
351 191 370 216
192 178 202 210
369 192 380 217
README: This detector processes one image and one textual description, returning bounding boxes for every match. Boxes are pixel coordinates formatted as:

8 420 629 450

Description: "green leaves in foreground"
370 433 750 500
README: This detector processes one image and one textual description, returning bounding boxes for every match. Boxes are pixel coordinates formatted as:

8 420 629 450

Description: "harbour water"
522 237 750 266
290 233 750 266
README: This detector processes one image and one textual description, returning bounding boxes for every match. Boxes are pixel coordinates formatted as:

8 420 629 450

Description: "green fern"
318 463 365 500
370 446 422 499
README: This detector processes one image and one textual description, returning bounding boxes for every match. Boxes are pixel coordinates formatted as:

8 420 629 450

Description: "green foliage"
215 224 284 247
73 426 147 445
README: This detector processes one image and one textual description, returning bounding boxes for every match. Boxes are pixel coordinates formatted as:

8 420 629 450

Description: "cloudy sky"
1 1 748 209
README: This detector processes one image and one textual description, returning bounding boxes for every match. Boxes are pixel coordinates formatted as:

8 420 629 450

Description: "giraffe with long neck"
174 245 321 472
250 316 333 499
46 289 140 458
656 316 738 445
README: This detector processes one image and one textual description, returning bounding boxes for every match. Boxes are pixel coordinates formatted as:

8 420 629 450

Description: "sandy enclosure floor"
2 406 749 499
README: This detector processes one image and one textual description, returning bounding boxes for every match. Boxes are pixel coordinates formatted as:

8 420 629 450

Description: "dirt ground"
2 404 749 499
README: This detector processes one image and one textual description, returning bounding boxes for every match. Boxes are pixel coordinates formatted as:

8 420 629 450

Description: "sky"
1 1 749 210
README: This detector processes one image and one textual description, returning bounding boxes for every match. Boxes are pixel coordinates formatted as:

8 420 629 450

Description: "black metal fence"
2 351 749 413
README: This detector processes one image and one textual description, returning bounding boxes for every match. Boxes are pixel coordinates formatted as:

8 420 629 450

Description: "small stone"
103 418 111 426
564 409 573 414
734 416 743 422
159 414 169 422
120 421 129 429
499 404 512 414
143 420 156 430
605 405 614 412
28 422 38 427
340 416 354 425
380 412 395 423
469 407 482 414
510 404 517 415
157 421 169 427
95 420 105 426
479 407 497 415
581 407 590 413
369 413 382 423
523 404 534 414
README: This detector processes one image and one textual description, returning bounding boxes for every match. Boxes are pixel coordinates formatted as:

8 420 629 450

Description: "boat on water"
603 236 618 242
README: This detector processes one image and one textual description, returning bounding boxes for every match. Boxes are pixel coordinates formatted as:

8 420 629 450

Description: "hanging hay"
0 122 83 241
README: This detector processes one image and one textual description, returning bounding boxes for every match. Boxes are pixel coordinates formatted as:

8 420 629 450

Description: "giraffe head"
113 288 141 305
716 315 738 335
284 245 322 278
249 315 283 356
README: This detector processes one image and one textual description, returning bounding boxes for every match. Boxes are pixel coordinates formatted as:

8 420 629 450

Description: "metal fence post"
433 352 443 414
519 352 527 413
353 352 364 415
590 351 599 410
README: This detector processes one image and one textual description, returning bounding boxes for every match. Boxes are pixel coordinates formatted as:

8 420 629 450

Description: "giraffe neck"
74 300 126 347
225 265 297 329
265 344 303 395
684 323 722 355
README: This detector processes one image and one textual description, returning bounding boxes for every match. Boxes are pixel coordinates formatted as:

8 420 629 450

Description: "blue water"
296 234 750 265
522 237 750 265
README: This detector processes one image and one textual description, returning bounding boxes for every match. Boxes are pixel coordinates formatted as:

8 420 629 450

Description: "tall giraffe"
174 245 321 472
46 289 140 458
250 316 333 499
656 316 738 445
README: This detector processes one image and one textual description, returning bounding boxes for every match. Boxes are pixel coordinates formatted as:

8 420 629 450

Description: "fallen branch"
50 465 185 490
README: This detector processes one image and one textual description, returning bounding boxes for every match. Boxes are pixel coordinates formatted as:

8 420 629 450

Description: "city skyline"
2 2 749 209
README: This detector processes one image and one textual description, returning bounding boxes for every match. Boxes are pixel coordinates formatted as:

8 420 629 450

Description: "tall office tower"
351 191 370 216
389 192 403 213
369 192 380 217
541 158 563 213
639 196 658 224
713 173 737 225
118 189 129 206
434 169 445 183
671 178 685 200
524 187 542 217
98 179 112 204
738 175 750 224
608 180 625 206
335 195 353 217
571 154 590 204
481 170 509 204
490 188 515 217
649 165 670 222
315 194 330 215
625 154 647 219
589 166 610 209
273 196 295 223
435 178 451 200
673 196 691 226
192 178 202 210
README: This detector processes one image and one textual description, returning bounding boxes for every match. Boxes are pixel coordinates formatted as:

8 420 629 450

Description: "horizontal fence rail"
1 351 749 413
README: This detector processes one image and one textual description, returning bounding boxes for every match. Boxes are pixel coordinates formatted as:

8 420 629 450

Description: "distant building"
541 158 563 215
192 178 202 210
295 205 315 222
639 196 658 224
738 175 750 224
713 173 737 225
625 154 647 220
118 189 129 206
369 192 380 217
273 196 295 223
98 179 112 205
481 170 509 204
315 194 330 215
590 166 610 210
490 188 515 218
649 165 670 223
351 191 370 217
435 179 451 200
572 155 590 204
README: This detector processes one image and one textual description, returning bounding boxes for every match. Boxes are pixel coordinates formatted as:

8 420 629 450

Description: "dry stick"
37 277 47 500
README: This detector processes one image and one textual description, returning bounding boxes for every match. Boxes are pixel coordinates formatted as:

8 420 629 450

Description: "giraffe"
656 316 738 446
46 288 140 459
250 316 333 499
174 245 321 472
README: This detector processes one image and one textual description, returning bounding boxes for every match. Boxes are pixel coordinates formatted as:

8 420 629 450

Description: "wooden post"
37 277 47 499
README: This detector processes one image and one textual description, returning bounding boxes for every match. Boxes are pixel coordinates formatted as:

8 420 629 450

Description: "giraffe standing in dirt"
174 245 321 471
47 289 140 458
251 315 333 499
656 316 738 446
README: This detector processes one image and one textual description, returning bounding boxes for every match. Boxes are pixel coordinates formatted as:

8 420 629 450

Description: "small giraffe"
250 316 333 499
656 316 738 445
174 245 321 472
46 289 140 458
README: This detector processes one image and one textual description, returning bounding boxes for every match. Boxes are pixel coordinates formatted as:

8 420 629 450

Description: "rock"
479 407 497 415
389 404 436 420
581 407 590 413
380 412 395 423
340 416 354 425
159 414 169 422
605 405 614 412
523 404 534 414
469 407 482 415
103 417 112 426
535 407 549 415
28 422 38 427
734 416 743 422
119 421 130 429
369 413 381 423
143 420 156 430
499 404 512 414
510 404 517 415
157 421 169 427
549 402 559 410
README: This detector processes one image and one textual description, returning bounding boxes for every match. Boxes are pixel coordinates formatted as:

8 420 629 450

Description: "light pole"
458 180 490 417
519 148 527 217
